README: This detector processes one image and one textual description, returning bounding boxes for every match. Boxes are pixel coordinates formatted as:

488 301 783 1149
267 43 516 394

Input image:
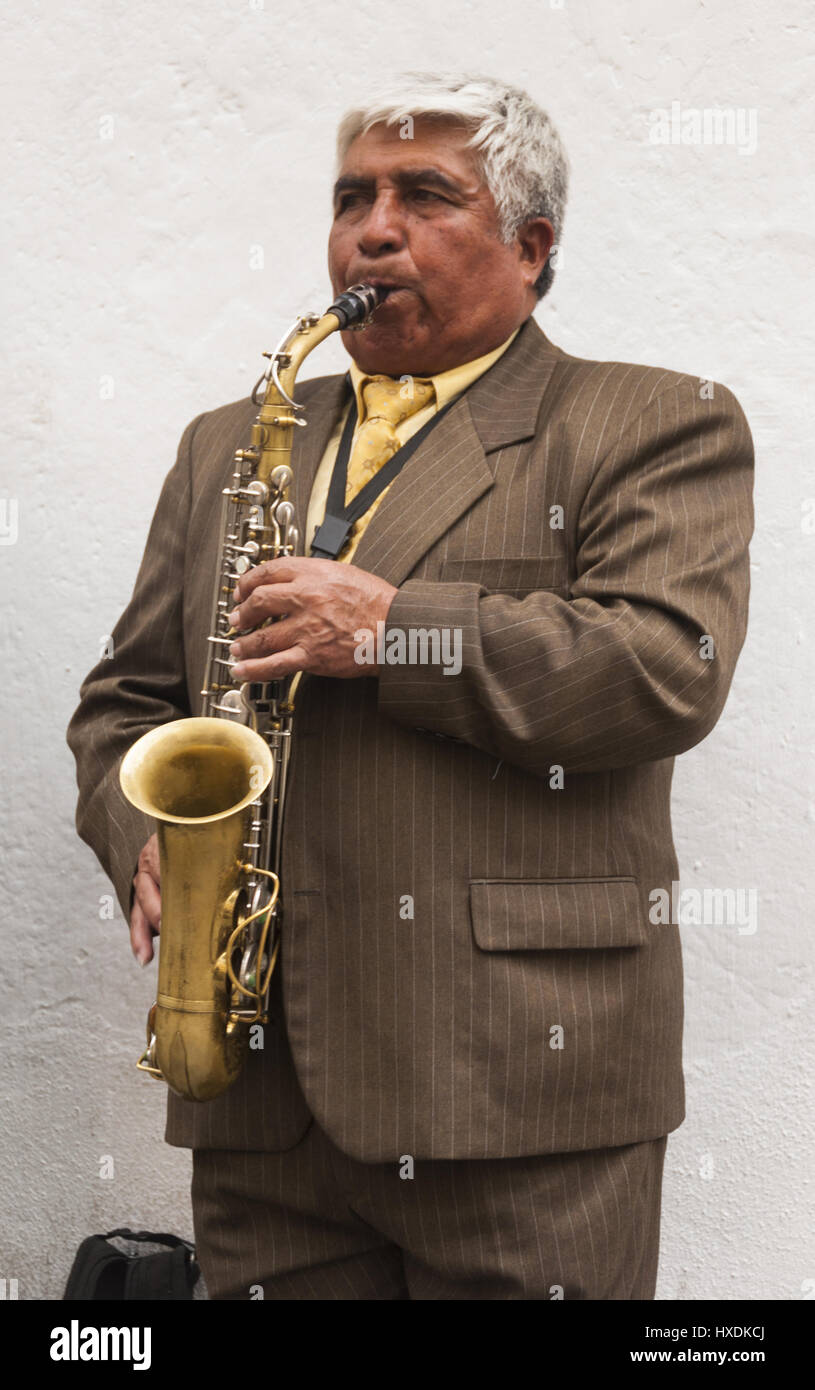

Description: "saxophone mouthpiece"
328 283 386 329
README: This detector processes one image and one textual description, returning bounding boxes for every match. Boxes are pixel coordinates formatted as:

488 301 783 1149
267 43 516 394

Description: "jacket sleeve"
66 412 203 919
377 379 754 774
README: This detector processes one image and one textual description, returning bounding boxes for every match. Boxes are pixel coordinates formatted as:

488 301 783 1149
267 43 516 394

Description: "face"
327 118 553 376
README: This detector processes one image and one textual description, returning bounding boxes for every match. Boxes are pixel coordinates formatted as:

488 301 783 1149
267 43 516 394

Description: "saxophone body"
119 283 384 1102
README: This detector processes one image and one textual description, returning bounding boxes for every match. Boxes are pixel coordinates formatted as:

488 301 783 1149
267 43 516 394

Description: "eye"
336 192 366 213
411 188 444 203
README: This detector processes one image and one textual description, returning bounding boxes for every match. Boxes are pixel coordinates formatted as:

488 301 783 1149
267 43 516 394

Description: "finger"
228 582 299 632
130 901 156 966
232 558 307 604
134 868 162 932
230 617 299 664
142 834 161 884
231 644 310 682
232 556 338 604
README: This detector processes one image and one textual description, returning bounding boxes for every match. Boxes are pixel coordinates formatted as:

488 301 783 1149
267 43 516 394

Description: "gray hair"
336 72 569 299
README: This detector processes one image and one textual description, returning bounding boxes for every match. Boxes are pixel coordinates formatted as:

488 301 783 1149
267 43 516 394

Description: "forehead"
338 117 483 181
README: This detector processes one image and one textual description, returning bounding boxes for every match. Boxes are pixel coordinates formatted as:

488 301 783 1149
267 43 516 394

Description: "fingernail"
232 663 246 678
228 608 240 624
137 951 149 967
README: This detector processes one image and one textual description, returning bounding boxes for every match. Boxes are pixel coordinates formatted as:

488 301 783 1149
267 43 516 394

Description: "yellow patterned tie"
339 374 435 559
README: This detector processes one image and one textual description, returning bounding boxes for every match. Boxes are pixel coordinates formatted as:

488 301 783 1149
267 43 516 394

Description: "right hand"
131 833 161 965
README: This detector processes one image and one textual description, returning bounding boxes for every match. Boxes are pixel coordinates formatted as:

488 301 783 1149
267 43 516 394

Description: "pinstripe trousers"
191 1124 668 1300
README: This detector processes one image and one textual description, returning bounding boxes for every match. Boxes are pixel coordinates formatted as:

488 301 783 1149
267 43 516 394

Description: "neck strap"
309 388 456 560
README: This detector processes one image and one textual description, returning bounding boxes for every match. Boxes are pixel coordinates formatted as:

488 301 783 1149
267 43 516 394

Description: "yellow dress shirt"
305 328 519 564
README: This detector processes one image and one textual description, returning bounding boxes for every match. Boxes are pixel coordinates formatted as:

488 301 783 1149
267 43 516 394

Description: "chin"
342 326 422 376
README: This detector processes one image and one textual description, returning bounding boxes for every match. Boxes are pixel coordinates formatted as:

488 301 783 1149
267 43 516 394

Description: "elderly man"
67 72 753 1300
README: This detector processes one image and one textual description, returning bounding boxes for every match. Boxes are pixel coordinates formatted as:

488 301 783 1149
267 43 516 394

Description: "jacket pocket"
439 555 570 594
460 875 681 1154
469 877 646 951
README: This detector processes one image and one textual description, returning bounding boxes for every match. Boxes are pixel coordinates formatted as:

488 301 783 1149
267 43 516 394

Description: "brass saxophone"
119 283 385 1102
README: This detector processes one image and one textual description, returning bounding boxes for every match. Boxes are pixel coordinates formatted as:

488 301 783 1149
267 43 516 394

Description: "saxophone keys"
269 465 294 493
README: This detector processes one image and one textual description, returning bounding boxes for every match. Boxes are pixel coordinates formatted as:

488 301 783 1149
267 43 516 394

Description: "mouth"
366 280 413 306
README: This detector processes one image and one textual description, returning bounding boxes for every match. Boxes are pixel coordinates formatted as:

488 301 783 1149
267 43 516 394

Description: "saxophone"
119 283 385 1102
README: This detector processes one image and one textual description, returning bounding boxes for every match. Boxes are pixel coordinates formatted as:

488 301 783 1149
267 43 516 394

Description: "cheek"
403 228 452 283
327 225 349 272
419 217 493 267
423 233 496 295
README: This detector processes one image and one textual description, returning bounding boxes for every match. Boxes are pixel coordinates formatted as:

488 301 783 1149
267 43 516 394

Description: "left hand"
228 557 398 680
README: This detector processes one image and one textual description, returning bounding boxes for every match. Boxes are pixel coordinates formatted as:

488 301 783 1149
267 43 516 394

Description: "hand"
228 557 398 681
131 833 161 966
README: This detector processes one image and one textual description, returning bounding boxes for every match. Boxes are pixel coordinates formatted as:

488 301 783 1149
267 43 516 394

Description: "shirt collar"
347 327 521 419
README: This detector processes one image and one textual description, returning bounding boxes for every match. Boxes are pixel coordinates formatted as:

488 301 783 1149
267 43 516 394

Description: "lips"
371 283 413 306
357 279 412 301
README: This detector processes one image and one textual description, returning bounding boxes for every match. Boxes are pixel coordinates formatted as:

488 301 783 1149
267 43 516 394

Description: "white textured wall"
2 0 812 1301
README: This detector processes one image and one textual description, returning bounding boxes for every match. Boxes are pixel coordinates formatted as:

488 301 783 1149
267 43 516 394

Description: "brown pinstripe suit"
67 316 753 1293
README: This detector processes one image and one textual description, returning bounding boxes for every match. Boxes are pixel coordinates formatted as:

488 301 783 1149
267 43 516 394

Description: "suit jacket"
66 316 754 1161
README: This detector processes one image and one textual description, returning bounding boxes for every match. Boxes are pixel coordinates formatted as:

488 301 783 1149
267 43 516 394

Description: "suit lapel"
465 315 564 455
290 316 564 586
350 400 494 584
353 317 564 585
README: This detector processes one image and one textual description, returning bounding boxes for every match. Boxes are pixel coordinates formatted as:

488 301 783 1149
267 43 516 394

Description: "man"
67 72 754 1300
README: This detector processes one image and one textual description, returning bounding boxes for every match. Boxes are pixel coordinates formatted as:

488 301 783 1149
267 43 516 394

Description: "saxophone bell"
120 717 275 1101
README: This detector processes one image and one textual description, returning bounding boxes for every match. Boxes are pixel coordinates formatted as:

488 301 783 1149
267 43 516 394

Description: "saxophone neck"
248 312 339 492
265 311 341 409
257 282 385 426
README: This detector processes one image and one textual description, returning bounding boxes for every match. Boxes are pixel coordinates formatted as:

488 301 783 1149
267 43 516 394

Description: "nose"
356 190 406 258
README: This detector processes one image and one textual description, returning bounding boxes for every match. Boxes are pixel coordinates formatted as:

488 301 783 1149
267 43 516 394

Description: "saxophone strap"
309 384 456 560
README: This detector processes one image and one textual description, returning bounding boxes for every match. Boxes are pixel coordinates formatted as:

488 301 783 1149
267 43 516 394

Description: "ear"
516 217 555 289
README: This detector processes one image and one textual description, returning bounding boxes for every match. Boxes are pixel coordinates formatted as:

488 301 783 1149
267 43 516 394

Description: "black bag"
63 1228 200 1300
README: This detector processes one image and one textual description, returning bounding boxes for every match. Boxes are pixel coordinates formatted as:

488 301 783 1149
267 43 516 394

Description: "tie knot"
360 374 435 428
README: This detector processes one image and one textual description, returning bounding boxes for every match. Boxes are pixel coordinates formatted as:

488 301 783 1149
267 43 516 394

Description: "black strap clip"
310 513 354 560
